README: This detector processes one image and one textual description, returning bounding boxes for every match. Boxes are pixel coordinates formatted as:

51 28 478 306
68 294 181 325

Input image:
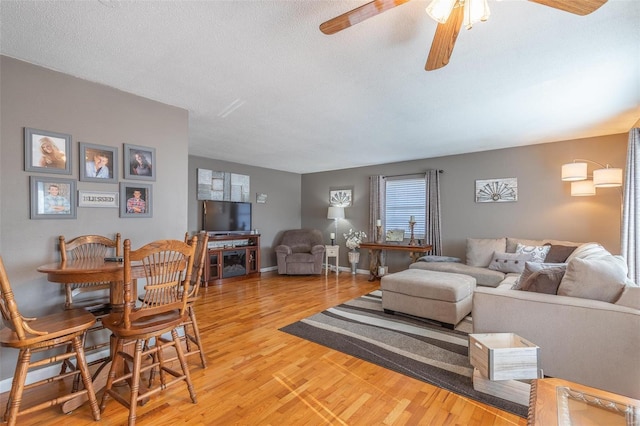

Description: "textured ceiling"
1 0 638 173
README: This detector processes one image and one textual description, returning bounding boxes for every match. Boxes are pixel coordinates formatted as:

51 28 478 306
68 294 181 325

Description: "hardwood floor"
1 272 527 425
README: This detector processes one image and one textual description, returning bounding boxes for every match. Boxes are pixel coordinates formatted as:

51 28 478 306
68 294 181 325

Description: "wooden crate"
472 369 531 406
469 333 539 381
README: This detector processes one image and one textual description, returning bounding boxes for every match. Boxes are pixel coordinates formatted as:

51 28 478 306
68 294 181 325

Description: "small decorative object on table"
343 229 367 275
330 232 335 246
375 219 383 243
408 216 417 246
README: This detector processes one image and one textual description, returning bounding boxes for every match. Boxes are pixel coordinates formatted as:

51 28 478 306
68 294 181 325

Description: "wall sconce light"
327 206 345 242
561 159 622 196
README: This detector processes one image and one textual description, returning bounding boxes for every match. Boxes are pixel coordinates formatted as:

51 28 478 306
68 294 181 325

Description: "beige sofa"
410 237 640 400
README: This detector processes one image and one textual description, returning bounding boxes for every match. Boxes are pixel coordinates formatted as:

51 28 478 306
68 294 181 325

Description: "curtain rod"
383 170 443 178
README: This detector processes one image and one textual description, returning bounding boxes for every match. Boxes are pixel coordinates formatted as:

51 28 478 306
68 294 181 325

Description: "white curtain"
622 128 640 283
425 170 443 255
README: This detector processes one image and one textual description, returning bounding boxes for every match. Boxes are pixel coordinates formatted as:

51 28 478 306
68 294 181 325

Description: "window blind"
385 177 426 239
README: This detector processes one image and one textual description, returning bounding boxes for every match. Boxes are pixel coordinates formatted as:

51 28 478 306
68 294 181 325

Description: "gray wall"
188 156 301 268
302 134 626 272
0 57 189 382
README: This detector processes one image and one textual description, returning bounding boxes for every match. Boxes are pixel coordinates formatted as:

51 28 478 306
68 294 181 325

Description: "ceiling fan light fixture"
463 0 490 30
426 0 457 24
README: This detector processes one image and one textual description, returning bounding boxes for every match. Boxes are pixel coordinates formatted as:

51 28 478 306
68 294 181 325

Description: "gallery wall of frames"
24 127 156 219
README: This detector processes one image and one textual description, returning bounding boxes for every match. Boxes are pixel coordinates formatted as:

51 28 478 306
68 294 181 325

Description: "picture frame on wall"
475 177 518 203
24 127 72 175
78 190 119 208
329 187 353 207
79 142 118 183
124 144 155 181
30 176 76 219
119 182 152 218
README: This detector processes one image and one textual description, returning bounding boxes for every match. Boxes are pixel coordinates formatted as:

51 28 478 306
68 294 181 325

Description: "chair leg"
72 335 101 421
171 328 197 404
4 348 31 426
128 339 144 426
100 338 124 412
188 307 207 368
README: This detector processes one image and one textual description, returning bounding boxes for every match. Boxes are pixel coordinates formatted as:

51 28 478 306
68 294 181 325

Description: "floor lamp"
327 206 345 245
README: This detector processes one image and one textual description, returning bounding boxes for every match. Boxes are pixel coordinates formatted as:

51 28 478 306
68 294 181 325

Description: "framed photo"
124 144 155 181
385 229 405 242
24 128 72 174
30 176 76 219
475 177 518 203
78 190 119 208
329 187 353 207
79 142 118 183
119 182 152 218
256 193 267 204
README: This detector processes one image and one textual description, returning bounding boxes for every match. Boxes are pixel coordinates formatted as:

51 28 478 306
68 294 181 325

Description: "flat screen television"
202 200 252 234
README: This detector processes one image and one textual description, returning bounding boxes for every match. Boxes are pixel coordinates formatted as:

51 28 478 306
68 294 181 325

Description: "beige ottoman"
381 269 476 328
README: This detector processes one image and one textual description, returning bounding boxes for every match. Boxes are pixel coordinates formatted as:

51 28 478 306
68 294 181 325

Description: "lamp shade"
425 0 457 23
561 162 588 181
463 0 490 29
593 167 623 187
327 206 345 220
571 180 596 196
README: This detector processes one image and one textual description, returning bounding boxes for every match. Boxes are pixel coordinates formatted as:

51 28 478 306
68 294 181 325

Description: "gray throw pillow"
487 251 532 274
513 261 567 290
544 244 577 263
558 256 627 303
517 266 566 294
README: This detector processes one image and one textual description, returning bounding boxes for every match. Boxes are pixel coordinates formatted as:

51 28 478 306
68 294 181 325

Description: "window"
385 176 425 239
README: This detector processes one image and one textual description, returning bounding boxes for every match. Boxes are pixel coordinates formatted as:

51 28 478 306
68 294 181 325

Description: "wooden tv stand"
203 233 260 286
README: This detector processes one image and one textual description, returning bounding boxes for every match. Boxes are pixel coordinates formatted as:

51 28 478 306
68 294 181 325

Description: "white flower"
343 229 367 250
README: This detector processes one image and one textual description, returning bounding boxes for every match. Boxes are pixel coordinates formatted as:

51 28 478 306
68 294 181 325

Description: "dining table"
37 256 143 413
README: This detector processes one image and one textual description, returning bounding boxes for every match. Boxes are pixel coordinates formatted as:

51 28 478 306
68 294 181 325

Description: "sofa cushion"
517 265 566 294
506 238 583 253
516 243 551 263
615 286 640 310
514 262 567 290
558 256 627 303
544 244 577 263
466 238 506 267
410 261 505 287
487 251 532 273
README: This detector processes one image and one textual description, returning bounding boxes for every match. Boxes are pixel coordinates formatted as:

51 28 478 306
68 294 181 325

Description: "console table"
359 242 432 281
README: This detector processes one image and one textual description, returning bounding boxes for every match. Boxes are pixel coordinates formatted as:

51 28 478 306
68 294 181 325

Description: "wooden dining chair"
152 231 209 370
0 256 101 426
100 238 197 426
58 233 121 382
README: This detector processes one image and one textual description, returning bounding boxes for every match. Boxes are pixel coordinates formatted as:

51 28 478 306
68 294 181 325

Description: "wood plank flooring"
1 272 527 425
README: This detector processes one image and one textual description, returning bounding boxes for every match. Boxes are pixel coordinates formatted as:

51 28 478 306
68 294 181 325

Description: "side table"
469 332 541 406
325 245 339 275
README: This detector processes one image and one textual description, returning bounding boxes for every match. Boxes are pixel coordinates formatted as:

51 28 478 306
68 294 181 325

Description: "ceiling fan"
320 0 607 71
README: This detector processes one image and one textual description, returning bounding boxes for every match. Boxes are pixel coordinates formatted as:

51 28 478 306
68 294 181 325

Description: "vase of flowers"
343 229 367 275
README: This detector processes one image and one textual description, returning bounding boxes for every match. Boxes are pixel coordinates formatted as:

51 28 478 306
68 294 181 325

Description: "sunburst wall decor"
475 178 518 203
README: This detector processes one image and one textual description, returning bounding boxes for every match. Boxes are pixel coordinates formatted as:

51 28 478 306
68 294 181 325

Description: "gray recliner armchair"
276 229 326 275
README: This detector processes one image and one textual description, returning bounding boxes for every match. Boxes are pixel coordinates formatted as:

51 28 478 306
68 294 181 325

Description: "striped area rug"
280 290 527 418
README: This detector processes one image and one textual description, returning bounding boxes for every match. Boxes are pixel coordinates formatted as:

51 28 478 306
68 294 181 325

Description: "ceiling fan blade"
528 0 607 16
425 4 464 71
320 0 412 35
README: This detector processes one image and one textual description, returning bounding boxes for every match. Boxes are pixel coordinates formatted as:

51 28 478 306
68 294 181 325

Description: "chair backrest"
281 229 324 253
122 238 196 330
186 231 209 299
59 233 121 261
0 256 47 340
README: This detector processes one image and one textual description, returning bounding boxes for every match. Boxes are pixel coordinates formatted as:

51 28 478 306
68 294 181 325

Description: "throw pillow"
558 256 627 303
544 245 577 263
487 251 532 273
517 266 566 294
466 238 506 267
513 261 567 290
516 243 551 263
565 243 610 262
